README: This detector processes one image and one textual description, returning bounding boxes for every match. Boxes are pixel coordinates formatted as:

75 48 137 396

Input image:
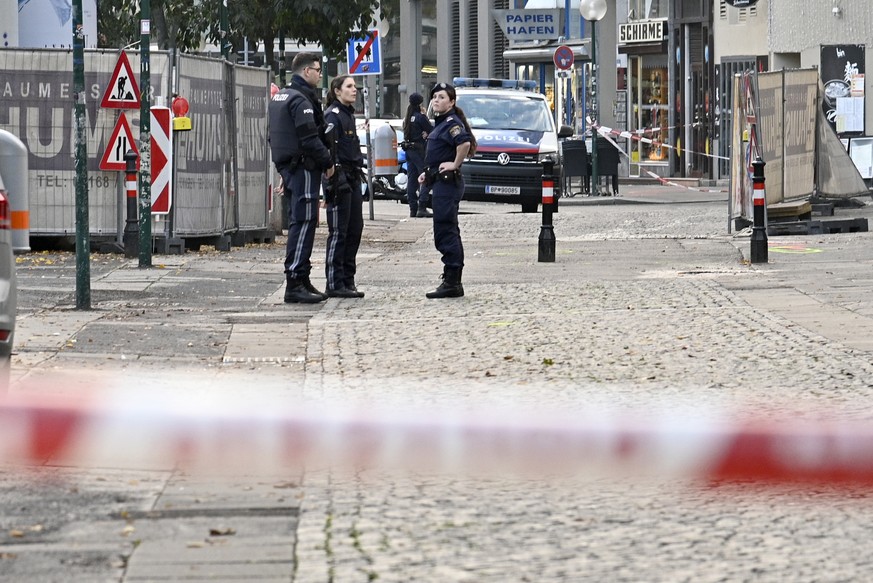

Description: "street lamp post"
579 0 607 196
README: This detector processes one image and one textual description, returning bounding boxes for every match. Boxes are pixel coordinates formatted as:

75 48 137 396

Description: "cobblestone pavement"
7 196 873 581
295 200 873 582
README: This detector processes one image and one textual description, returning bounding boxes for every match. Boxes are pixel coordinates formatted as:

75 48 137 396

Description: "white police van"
443 78 574 213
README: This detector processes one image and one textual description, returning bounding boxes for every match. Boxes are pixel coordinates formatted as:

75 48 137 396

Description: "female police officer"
322 75 365 298
402 92 434 218
418 82 477 299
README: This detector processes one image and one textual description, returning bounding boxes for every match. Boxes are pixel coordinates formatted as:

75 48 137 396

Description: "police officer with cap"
418 82 478 299
269 52 335 304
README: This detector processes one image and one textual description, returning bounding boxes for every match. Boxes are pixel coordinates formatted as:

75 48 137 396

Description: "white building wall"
712 0 768 62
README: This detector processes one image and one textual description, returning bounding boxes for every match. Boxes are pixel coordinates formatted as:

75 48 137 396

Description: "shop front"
619 18 669 177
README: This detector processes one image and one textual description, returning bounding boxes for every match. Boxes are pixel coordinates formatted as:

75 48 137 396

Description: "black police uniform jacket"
323 101 363 195
425 109 471 170
406 110 433 151
268 74 332 171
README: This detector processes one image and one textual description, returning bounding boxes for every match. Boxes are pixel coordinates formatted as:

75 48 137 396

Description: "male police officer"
269 52 335 303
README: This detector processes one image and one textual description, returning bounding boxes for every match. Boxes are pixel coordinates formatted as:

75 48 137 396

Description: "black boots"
416 206 433 218
284 274 326 304
426 267 464 299
326 286 361 298
344 281 365 298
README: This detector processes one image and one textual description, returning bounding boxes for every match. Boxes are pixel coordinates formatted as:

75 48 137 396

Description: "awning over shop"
503 39 591 63
617 41 667 55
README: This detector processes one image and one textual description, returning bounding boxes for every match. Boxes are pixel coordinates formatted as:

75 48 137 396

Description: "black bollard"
538 156 556 263
750 157 768 264
123 149 140 258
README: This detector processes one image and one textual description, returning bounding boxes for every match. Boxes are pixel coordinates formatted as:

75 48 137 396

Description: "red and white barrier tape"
3 391 873 484
582 125 726 194
587 117 730 162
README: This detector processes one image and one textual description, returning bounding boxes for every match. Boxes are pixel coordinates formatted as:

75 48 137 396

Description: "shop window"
631 65 668 163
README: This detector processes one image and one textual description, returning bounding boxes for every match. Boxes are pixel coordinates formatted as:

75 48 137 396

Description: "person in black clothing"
268 52 335 304
418 82 477 299
402 92 434 218
322 75 365 299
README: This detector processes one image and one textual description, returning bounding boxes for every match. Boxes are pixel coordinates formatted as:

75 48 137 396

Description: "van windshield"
456 94 554 133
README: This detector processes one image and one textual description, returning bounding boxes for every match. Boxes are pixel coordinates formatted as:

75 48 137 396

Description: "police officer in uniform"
322 75 365 298
402 92 434 218
269 52 335 304
418 82 477 299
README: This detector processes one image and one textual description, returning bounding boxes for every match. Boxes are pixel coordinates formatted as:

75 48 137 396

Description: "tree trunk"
263 34 275 74
151 0 169 49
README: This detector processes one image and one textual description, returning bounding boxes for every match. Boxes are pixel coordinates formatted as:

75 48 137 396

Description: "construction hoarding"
0 49 271 242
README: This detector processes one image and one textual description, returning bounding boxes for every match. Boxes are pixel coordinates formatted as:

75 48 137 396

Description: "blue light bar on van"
452 77 537 91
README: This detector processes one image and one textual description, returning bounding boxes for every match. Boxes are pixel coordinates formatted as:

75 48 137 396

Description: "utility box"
0 130 30 252
373 124 398 176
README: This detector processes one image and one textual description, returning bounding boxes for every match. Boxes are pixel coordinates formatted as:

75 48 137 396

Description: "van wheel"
521 201 539 213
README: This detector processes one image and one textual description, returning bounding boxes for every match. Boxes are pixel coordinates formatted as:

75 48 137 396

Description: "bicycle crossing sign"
347 30 382 76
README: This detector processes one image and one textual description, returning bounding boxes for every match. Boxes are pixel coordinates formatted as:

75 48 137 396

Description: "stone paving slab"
9 196 873 581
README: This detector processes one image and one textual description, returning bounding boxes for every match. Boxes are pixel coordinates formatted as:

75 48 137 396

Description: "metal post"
364 82 375 221
72 0 90 309
123 150 139 258
590 19 599 196
750 157 768 264
538 157 556 263
139 2 152 267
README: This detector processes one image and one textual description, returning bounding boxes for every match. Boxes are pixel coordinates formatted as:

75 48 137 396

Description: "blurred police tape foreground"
3 387 873 485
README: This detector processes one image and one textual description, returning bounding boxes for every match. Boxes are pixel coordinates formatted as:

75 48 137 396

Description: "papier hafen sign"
492 9 561 41
724 0 759 7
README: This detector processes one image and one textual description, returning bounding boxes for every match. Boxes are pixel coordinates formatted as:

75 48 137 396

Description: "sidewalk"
8 188 873 581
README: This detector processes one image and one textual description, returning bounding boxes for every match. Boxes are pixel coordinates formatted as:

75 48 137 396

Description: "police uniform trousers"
325 186 364 290
431 176 465 269
281 166 321 278
405 146 428 212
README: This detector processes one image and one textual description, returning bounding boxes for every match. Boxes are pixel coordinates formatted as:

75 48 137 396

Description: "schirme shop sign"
492 9 561 42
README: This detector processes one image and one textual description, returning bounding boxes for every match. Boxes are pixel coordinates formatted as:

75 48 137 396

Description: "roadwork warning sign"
99 113 139 171
101 52 141 109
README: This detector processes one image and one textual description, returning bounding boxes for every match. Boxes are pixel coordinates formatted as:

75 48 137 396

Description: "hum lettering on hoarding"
237 86 268 166
0 71 161 170
174 77 225 173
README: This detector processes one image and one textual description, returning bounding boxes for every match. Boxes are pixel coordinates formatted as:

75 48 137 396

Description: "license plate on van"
485 185 521 195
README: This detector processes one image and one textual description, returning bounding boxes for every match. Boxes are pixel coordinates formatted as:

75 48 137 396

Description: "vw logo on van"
497 153 511 165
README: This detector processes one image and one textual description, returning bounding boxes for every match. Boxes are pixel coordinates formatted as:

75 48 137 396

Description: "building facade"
395 0 873 180
714 0 873 180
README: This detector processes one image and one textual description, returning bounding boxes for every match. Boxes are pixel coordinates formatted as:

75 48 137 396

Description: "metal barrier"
0 49 272 249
